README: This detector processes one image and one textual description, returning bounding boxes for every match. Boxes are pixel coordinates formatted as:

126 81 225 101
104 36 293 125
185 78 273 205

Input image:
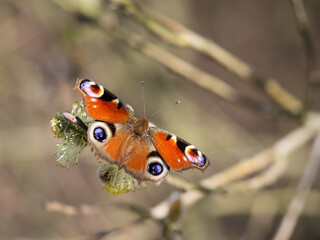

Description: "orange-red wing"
88 122 149 174
150 129 209 172
104 133 156 180
75 78 134 123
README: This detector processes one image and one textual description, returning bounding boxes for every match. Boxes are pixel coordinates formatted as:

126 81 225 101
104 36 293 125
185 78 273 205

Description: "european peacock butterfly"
74 78 209 182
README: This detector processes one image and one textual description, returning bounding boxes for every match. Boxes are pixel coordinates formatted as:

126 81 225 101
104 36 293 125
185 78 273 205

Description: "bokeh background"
1 0 320 239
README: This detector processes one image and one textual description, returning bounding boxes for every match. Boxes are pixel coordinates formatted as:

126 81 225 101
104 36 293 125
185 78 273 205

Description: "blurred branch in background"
273 133 320 240
106 0 304 117
44 202 150 239
291 0 320 111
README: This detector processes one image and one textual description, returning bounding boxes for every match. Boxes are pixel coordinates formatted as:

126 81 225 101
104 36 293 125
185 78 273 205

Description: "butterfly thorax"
134 118 149 136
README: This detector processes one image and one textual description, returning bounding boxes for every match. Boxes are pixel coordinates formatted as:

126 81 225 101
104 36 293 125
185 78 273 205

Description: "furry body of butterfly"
75 78 210 182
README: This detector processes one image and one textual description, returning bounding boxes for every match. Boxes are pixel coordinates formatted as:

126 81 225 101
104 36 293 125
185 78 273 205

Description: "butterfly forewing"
75 78 135 123
150 128 209 172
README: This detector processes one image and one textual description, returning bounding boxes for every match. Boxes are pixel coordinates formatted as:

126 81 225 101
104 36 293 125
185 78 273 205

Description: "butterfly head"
134 118 149 136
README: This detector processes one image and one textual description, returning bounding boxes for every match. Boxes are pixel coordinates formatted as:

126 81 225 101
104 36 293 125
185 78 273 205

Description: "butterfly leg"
62 112 88 132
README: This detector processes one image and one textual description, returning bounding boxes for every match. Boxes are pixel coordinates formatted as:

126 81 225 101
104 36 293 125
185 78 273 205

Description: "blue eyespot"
93 127 107 142
147 162 163 176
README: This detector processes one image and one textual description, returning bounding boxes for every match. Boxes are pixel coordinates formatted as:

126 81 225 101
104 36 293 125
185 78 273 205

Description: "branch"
125 34 243 103
107 0 304 116
43 200 97 216
125 34 275 114
227 154 289 193
272 133 320 240
44 200 150 219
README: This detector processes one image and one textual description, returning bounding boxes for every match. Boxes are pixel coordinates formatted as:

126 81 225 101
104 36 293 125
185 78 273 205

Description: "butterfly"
74 78 209 182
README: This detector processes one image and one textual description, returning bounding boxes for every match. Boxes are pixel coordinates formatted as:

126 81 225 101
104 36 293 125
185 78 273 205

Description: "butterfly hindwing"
150 128 209 172
121 138 170 182
87 121 169 182
87 121 123 166
75 78 134 123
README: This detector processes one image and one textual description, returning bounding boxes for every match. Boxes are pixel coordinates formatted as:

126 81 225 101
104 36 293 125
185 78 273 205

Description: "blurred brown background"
0 0 320 239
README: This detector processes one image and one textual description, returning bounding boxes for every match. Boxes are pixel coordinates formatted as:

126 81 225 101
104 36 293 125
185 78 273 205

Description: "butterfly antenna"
150 101 181 118
141 81 147 118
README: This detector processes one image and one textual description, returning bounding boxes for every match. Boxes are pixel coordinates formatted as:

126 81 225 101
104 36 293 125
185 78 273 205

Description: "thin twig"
88 218 145 240
165 175 198 191
43 200 97 216
273 133 320 240
44 200 151 219
227 155 289 193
